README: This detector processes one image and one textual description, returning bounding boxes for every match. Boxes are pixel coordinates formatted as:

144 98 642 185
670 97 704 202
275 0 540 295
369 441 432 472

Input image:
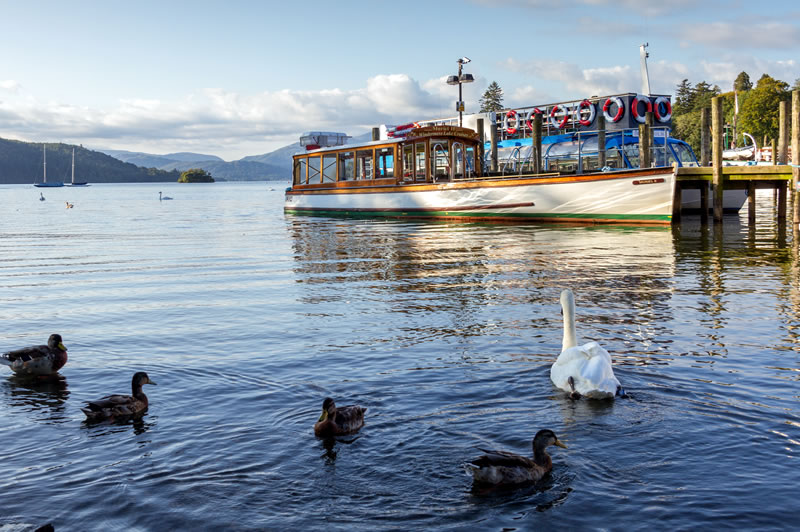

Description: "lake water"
1 182 798 530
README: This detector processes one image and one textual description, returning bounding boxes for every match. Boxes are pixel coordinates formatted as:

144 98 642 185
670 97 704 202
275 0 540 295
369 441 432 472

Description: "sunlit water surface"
1 183 798 530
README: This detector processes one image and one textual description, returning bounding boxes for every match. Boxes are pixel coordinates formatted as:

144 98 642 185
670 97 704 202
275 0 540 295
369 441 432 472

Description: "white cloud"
0 80 21 92
678 20 800 49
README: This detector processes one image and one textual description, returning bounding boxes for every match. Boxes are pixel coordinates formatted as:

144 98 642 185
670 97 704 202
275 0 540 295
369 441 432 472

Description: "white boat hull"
286 168 676 224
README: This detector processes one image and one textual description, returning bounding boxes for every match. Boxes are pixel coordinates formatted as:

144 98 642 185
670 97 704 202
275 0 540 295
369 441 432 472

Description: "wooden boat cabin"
292 126 482 189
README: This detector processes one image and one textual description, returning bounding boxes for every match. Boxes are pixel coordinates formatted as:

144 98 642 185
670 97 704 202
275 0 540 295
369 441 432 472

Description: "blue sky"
1 0 798 160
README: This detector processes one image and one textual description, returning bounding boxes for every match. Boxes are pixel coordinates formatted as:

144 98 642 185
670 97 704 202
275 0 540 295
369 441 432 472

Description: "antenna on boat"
639 43 651 96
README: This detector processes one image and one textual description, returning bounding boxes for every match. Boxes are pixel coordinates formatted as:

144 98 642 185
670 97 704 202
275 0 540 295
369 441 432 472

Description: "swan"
550 289 623 399
39 193 45 201
159 192 173 201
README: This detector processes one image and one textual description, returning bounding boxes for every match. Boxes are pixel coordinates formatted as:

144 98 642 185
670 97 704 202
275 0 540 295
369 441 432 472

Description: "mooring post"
597 111 606 169
700 107 710 167
476 118 485 175
701 181 709 224
792 90 800 225
671 163 682 222
532 113 543 175
748 181 756 225
779 100 789 165
639 123 651 168
712 96 724 222
490 121 498 174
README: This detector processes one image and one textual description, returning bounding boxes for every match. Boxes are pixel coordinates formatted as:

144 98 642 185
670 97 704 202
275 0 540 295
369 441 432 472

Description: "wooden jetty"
670 90 800 226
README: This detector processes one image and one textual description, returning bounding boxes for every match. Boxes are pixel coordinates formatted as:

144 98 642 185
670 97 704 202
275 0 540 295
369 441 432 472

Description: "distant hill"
0 138 179 184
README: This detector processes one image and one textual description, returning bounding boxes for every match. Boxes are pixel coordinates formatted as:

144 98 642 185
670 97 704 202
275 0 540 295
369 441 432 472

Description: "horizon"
1 0 798 161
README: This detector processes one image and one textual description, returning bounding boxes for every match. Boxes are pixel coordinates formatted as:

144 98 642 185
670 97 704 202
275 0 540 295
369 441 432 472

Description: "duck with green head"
465 429 567 485
81 372 157 422
314 397 366 437
1 334 68 377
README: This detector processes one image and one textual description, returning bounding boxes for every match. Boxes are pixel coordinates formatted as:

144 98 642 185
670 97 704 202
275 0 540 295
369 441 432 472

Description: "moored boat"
285 125 676 225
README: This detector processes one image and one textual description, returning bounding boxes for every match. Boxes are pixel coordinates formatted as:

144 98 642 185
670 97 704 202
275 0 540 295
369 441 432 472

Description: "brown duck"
1 334 68 377
465 429 567 485
314 397 366 437
81 372 157 422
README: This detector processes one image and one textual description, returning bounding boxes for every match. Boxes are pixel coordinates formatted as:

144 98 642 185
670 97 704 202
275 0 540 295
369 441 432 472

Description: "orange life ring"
505 110 519 135
525 108 543 131
549 104 569 129
632 94 652 124
602 97 624 122
576 99 596 126
654 96 672 122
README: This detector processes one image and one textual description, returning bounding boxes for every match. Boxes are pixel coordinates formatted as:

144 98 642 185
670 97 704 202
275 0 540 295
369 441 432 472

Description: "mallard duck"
1 334 68 377
465 429 567 485
314 397 366 437
550 289 623 399
65 201 74 208
81 372 156 422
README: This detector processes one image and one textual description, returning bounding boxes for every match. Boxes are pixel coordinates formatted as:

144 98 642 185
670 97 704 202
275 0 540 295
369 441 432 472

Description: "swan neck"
562 297 578 350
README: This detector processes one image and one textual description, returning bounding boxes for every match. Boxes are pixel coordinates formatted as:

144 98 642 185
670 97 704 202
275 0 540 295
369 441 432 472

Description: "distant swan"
39 193 45 201
159 192 173 201
550 289 623 399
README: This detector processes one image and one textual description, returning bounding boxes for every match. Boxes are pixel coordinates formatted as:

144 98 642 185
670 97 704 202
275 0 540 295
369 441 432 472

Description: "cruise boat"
285 124 676 225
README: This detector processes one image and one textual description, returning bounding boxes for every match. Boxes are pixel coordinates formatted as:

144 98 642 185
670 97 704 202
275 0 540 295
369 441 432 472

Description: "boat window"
604 146 625 169
671 143 698 167
452 142 464 179
622 144 639 168
432 140 450 181
415 142 427 181
465 146 476 177
376 147 394 178
544 141 579 174
338 151 354 181
322 154 336 183
308 155 321 184
294 157 308 185
356 149 373 180
402 144 414 182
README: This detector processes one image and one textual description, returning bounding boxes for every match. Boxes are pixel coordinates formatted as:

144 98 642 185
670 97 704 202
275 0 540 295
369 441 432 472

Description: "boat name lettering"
405 126 479 141
632 178 666 185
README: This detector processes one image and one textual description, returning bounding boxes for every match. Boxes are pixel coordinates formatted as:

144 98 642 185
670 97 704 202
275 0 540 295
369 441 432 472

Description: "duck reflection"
318 434 361 464
1 374 70 418
82 415 156 437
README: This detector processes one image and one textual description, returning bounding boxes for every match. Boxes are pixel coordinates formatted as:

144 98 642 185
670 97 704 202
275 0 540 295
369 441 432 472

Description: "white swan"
550 289 622 399
159 192 173 201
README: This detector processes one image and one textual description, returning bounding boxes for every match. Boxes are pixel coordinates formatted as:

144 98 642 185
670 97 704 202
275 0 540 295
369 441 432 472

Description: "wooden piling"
597 112 606 169
476 118 485 174
748 181 756 225
779 100 789 165
490 121 498 174
712 97 724 222
701 182 709 224
671 163 682 222
771 139 777 163
700 107 710 167
792 90 800 225
639 123 651 168
532 113 542 175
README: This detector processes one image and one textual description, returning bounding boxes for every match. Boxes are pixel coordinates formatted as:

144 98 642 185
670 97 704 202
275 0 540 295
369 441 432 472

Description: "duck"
550 289 623 399
1 334 68 377
465 429 567 485
81 372 157 422
314 397 366 437
159 192 173 201
65 201 74 208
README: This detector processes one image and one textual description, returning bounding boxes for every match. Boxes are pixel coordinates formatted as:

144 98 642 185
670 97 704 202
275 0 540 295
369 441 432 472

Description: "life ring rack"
504 110 519 135
576 99 596 126
525 108 543 131
549 104 570 129
654 96 672 122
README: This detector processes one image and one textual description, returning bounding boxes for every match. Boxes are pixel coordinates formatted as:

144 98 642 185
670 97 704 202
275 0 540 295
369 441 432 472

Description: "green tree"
673 79 693 116
178 168 215 183
737 74 790 144
733 71 752 92
792 78 800 91
479 81 504 112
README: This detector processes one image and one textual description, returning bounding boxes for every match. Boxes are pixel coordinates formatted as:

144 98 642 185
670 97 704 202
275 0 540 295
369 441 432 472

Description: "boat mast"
43 145 47 184
639 43 651 96
71 148 75 184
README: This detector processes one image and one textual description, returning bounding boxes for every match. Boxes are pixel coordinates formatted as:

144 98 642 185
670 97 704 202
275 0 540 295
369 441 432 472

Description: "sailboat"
67 148 89 186
33 145 64 187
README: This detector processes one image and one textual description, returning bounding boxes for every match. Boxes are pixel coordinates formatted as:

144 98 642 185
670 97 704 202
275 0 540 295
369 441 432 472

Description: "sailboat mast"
71 148 75 184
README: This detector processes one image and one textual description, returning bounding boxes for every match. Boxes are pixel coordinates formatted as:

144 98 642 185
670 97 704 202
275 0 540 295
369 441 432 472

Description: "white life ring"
504 110 519 135
632 94 653 124
576 99 596 126
654 96 672 122
525 108 543 131
550 104 569 129
602 97 624 122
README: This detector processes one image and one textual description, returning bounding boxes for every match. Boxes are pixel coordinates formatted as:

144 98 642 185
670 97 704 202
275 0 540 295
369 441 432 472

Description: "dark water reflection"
1 185 798 530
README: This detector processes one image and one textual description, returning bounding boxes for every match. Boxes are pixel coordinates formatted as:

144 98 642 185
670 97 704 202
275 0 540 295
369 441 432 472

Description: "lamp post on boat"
447 57 474 127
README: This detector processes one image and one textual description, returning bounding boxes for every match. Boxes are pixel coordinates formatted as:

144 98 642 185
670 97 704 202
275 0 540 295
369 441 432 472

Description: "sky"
1 0 799 161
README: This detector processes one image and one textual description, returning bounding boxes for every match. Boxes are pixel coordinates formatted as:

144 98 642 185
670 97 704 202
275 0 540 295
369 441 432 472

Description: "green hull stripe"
284 208 671 222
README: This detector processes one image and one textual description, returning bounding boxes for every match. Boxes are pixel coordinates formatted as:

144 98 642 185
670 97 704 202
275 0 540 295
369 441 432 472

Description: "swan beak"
58 343 67 351
318 410 328 422
554 439 568 449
